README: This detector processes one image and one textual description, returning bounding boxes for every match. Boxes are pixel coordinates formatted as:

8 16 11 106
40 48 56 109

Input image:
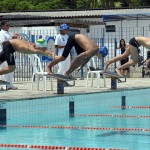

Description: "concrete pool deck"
0 77 150 100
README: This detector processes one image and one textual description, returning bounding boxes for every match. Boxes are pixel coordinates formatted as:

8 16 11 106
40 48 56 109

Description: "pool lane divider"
0 125 149 132
111 106 150 109
69 114 150 118
0 144 127 150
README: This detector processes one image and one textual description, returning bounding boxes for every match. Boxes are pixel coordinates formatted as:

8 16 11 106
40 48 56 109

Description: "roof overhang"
1 8 150 19
102 13 150 22
1 8 150 27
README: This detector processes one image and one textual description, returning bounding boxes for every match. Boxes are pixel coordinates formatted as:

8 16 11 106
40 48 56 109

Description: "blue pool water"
0 88 150 149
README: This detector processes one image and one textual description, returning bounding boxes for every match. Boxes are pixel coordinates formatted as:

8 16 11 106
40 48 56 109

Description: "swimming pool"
0 88 150 149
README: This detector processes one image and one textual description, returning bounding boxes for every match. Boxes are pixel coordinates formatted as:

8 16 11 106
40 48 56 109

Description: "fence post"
80 68 84 80
100 37 105 70
114 38 117 72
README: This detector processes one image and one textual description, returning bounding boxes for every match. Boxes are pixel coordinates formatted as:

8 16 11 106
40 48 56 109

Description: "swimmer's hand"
46 67 53 75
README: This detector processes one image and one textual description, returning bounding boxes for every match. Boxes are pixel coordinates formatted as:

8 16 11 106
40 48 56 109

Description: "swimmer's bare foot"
115 68 123 77
104 61 110 72
47 67 53 75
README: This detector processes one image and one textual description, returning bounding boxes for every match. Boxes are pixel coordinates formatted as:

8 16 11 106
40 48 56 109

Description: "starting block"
104 71 126 90
48 74 76 94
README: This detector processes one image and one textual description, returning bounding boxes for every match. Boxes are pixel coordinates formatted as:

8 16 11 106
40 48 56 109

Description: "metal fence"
10 26 150 82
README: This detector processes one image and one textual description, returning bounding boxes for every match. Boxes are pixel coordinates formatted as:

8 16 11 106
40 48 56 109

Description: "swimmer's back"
74 34 98 51
9 39 32 52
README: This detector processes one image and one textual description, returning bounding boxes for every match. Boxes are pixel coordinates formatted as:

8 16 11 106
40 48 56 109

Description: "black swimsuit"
129 37 140 49
0 41 15 65
62 34 84 58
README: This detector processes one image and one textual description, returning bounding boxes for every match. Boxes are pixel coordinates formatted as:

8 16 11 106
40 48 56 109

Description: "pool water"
0 88 150 149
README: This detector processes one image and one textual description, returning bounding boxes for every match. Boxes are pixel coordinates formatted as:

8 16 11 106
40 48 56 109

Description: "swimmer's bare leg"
47 56 65 74
104 61 111 72
104 48 131 72
115 67 123 77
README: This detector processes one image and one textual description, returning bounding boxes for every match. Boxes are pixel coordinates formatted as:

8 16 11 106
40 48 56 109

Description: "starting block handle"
111 77 117 90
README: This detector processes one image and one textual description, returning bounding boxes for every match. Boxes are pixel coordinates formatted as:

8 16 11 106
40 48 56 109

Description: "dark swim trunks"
129 37 140 49
62 34 84 58
120 57 129 71
0 41 15 65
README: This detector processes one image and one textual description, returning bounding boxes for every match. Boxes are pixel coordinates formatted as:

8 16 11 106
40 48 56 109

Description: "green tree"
140 0 150 6
76 0 118 9
0 0 149 12
36 0 63 10
89 0 102 8
114 2 123 8
16 1 34 11
0 0 19 11
100 0 115 8
76 0 90 9
76 0 104 9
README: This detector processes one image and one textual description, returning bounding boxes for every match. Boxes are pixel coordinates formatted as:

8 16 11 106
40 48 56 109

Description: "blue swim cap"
98 46 108 57
59 23 69 31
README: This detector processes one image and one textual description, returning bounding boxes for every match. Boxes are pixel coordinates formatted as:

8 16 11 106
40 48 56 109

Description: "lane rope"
1 113 150 119
111 106 150 109
69 114 150 118
0 144 127 150
0 125 149 132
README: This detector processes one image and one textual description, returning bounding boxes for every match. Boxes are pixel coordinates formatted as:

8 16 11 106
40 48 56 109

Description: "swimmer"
0 39 55 75
104 36 150 77
144 59 150 70
47 34 108 79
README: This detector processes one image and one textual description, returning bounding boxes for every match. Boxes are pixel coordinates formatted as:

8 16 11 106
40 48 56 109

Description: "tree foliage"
0 0 149 12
